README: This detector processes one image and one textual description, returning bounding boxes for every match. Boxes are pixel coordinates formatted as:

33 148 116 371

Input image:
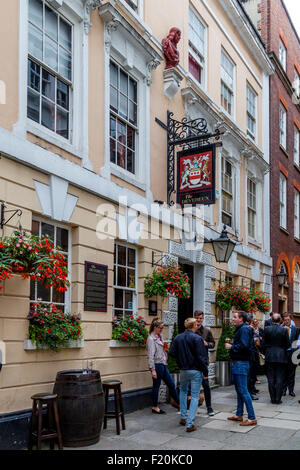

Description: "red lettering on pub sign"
177 144 216 206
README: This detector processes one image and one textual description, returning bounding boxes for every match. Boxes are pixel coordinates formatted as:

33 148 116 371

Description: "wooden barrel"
53 369 104 447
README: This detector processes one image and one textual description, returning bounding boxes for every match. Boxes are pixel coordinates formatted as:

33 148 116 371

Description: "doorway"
177 263 194 333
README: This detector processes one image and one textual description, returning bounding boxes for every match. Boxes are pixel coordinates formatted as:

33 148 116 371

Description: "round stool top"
31 393 58 400
102 380 122 386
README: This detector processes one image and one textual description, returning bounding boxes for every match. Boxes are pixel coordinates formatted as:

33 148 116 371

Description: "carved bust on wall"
161 27 181 69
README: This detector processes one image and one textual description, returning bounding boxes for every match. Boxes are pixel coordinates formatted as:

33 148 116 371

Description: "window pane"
110 86 118 112
120 70 128 95
110 62 118 88
129 78 137 102
125 291 133 309
28 59 40 92
56 227 69 251
41 222 54 240
57 80 69 110
37 282 51 302
115 289 123 308
128 248 136 267
42 98 55 131
117 144 126 169
45 5 58 41
129 101 137 125
29 0 43 28
59 47 72 81
127 127 134 150
32 220 40 236
52 288 65 304
117 267 126 286
117 120 126 145
60 18 72 51
110 138 116 163
110 115 116 139
42 69 55 101
56 108 69 139
127 269 135 288
127 150 134 174
27 89 40 123
118 245 126 266
45 36 58 71
119 94 128 120
29 23 43 61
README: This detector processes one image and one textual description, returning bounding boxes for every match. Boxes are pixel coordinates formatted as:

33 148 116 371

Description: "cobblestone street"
72 370 300 451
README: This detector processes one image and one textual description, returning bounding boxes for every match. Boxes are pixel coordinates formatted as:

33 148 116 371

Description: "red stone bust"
162 27 181 69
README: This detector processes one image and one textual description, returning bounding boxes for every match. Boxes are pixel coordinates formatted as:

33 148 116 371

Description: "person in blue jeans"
225 311 257 426
169 317 208 432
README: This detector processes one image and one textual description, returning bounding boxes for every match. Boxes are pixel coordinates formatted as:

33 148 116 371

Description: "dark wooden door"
177 264 194 333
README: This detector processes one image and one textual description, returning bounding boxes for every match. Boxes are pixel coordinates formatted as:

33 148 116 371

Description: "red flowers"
144 264 191 299
216 283 271 313
0 229 69 292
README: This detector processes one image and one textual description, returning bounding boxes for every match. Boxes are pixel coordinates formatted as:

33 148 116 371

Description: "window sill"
294 162 300 173
24 339 84 350
187 72 207 94
110 340 144 348
280 145 289 158
280 226 289 235
27 120 84 161
294 237 300 244
248 237 262 248
116 0 152 36
110 164 146 192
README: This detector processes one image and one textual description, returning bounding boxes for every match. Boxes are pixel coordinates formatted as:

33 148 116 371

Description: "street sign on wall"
177 143 216 206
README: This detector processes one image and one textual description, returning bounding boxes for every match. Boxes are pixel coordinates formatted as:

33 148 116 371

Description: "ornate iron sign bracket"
156 111 223 206
0 202 22 230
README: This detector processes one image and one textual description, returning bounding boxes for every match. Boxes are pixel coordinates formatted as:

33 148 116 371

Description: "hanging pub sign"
177 143 216 206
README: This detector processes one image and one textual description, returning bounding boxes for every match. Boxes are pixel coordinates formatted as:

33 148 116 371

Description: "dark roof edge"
236 0 266 49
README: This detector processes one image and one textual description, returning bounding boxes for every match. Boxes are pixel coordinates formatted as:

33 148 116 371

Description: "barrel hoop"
57 392 103 399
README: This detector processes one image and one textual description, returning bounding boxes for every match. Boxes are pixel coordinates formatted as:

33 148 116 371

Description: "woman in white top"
146 318 179 414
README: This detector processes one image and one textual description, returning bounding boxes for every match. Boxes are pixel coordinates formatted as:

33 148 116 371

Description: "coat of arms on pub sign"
177 144 216 206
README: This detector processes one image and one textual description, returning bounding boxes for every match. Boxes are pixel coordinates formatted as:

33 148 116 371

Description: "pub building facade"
242 0 300 324
0 0 273 447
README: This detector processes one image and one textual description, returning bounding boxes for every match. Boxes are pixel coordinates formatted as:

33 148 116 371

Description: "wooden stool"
103 380 126 435
28 393 63 450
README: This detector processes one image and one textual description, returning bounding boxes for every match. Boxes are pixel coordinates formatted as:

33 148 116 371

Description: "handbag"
258 352 265 367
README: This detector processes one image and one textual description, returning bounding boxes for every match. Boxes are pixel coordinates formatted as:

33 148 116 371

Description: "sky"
283 0 300 37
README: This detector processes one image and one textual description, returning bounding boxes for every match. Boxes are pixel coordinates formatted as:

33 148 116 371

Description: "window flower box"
109 340 140 348
24 339 84 350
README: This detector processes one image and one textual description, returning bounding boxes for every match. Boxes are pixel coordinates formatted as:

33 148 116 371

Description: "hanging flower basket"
249 289 271 313
144 265 191 299
27 302 83 352
112 315 148 346
216 283 256 313
0 229 69 292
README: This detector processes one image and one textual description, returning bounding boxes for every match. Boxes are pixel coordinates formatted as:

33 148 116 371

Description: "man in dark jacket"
264 312 274 328
169 317 208 433
194 310 216 416
282 313 299 397
225 311 257 426
263 313 290 404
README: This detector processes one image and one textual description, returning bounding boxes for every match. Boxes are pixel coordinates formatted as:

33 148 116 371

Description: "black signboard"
84 262 108 312
177 143 216 206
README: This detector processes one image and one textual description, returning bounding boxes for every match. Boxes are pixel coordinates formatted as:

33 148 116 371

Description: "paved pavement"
69 370 300 451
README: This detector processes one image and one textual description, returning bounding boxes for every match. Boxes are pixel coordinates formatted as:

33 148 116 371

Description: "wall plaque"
84 262 108 312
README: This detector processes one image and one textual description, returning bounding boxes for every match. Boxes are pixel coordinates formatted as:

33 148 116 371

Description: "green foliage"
27 303 82 352
167 322 180 373
112 315 148 346
216 323 235 361
144 264 191 299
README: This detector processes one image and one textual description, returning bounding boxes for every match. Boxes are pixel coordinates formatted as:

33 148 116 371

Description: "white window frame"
30 217 72 312
294 264 300 313
113 242 138 320
221 157 234 229
119 0 143 18
14 0 89 163
27 0 73 141
294 125 300 166
279 103 287 150
247 177 257 240
294 189 300 239
279 38 287 71
221 49 235 118
246 83 257 141
280 173 287 229
188 7 207 89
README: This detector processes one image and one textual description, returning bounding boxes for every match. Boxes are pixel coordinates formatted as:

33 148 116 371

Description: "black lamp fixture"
275 265 288 287
209 224 236 263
